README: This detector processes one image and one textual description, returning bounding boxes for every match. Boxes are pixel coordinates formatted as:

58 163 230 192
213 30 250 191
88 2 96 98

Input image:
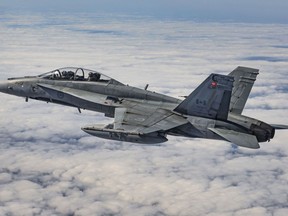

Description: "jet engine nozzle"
251 122 275 142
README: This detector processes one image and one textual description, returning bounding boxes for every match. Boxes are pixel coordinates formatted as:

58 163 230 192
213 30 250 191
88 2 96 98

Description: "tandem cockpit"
38 67 124 85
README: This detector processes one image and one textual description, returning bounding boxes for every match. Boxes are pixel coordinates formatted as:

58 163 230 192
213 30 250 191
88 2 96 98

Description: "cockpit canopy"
38 67 123 85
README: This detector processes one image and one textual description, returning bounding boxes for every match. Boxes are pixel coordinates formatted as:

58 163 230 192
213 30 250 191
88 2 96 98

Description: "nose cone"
0 81 8 94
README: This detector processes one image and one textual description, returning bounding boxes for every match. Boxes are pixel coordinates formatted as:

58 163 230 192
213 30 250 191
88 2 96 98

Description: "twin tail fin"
174 73 234 121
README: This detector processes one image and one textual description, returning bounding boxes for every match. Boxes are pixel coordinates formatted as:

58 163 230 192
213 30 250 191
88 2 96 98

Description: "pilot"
62 71 68 79
53 71 61 79
67 71 75 79
88 72 101 81
62 71 74 80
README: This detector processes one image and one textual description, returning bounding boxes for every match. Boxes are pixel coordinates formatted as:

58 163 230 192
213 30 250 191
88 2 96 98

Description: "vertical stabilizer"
228 66 259 114
174 74 234 120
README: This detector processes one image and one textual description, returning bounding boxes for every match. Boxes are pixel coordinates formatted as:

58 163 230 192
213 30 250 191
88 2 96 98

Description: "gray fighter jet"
0 66 287 149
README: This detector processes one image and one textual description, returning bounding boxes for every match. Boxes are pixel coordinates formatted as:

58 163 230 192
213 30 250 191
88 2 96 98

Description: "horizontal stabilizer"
271 124 288 130
209 128 260 149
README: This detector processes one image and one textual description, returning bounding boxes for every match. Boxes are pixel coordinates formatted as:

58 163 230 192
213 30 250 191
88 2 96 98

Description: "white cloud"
0 12 288 216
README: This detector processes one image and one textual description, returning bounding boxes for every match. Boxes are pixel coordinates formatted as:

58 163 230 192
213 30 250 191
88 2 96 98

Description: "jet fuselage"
0 67 284 148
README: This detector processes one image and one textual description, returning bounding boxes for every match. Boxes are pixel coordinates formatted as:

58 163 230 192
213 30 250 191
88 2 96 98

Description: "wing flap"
209 128 260 149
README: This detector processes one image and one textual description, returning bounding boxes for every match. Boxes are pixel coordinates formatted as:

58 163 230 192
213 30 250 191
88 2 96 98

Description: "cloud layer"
0 12 288 216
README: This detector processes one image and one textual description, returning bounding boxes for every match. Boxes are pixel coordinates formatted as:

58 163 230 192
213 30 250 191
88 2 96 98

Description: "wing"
114 101 189 134
82 101 188 144
38 83 188 143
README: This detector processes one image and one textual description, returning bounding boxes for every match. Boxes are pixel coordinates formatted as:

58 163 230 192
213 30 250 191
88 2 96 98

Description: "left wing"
82 103 188 144
38 83 188 143
113 104 189 134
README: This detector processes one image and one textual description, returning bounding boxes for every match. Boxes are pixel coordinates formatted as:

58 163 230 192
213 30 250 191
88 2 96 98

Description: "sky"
0 0 288 23
0 2 288 216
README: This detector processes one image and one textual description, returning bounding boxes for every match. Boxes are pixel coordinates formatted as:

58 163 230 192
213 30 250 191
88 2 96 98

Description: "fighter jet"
0 66 287 149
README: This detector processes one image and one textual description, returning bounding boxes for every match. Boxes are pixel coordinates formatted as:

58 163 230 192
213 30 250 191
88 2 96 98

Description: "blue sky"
1 0 288 23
